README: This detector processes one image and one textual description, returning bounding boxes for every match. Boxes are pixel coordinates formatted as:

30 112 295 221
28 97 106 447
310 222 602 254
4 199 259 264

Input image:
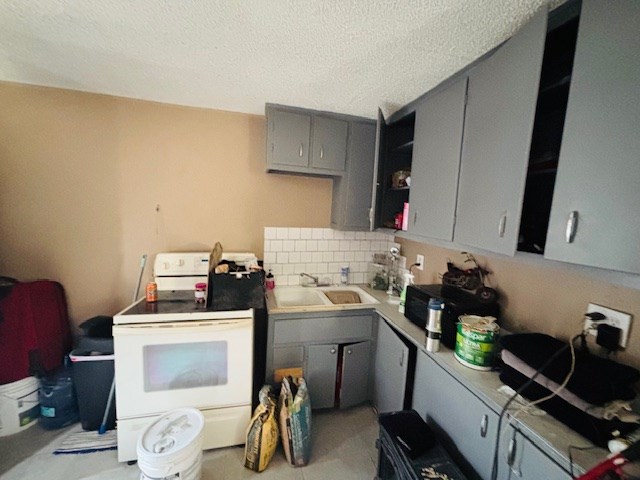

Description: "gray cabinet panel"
269 109 311 167
502 428 571 480
340 341 371 409
408 77 468 241
312 116 348 171
370 109 386 231
373 319 409 414
412 351 498 480
306 344 338 409
544 0 640 273
331 121 376 230
273 315 372 345
273 346 304 369
455 9 547 255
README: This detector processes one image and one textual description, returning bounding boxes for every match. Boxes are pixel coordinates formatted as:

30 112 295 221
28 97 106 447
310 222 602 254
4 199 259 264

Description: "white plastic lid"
137 408 204 462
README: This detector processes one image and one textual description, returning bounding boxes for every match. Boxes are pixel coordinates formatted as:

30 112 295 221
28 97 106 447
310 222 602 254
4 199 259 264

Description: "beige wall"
0 82 332 330
3 80 640 370
397 238 640 370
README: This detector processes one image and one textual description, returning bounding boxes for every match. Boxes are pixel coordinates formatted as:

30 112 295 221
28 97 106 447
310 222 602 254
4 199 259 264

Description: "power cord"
490 333 583 480
568 444 599 479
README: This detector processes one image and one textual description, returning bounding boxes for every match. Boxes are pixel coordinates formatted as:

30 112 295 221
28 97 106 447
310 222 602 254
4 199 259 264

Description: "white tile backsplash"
264 227 395 286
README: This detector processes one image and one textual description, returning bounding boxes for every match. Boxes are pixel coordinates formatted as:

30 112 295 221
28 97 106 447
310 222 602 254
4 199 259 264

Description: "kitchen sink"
272 285 379 308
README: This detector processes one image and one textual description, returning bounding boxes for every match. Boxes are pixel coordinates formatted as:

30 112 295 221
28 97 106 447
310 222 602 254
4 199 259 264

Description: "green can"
454 315 499 371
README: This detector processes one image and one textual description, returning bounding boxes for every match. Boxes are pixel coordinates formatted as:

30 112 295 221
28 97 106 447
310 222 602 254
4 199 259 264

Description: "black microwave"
405 284 499 349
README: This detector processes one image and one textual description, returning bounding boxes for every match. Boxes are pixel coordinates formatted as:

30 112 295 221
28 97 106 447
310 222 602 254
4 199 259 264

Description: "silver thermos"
426 298 444 352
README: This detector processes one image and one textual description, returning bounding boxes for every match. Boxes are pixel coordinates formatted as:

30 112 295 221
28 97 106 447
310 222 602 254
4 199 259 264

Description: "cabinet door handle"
565 210 579 243
399 350 405 367
498 212 507 238
413 211 418 225
480 414 488 438
507 436 517 468
330 348 337 354
299 143 304 157
346 349 352 355
320 146 324 159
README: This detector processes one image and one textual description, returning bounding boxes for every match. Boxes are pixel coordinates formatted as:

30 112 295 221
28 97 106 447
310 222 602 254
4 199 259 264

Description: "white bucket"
0 376 40 437
137 407 205 480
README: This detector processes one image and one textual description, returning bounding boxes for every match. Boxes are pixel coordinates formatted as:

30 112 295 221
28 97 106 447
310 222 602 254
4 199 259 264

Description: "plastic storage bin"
0 376 40 436
39 364 79 429
70 350 115 431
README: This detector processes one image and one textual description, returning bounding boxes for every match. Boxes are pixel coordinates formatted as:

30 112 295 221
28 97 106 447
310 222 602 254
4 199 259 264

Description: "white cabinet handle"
299 144 304 157
320 146 324 159
565 210 579 243
330 348 337 354
480 414 488 438
498 212 507 238
346 349 352 355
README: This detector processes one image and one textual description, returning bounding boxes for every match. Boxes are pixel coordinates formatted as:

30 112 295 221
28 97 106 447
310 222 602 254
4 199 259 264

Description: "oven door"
113 317 253 419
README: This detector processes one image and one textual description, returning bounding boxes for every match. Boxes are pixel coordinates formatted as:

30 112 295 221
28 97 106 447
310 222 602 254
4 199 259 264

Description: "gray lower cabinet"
306 343 339 409
266 104 350 176
412 351 570 480
502 427 571 480
544 0 640 274
331 121 376 230
412 351 498 479
408 77 468 241
373 317 410 414
454 9 547 256
269 311 374 409
305 341 371 409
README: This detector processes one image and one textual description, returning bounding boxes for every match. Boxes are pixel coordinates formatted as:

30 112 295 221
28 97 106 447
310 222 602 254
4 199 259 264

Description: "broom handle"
133 254 148 302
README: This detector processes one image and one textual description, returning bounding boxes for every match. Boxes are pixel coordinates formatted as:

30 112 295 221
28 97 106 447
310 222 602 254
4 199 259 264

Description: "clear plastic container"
368 263 389 291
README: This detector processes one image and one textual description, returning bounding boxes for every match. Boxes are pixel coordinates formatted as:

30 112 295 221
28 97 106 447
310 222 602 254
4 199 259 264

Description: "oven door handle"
113 318 252 336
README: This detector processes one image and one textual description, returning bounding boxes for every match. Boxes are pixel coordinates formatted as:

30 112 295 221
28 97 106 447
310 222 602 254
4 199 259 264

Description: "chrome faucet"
299 272 319 286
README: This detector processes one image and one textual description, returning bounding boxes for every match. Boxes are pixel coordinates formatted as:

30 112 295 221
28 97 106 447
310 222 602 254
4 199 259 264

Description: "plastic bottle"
398 272 414 314
265 270 275 290
426 298 444 352
340 266 349 285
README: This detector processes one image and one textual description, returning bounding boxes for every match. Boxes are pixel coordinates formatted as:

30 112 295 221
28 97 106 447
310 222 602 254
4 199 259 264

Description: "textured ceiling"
0 0 560 119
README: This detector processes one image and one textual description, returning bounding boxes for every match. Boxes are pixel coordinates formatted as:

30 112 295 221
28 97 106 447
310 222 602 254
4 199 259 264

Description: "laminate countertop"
266 284 608 475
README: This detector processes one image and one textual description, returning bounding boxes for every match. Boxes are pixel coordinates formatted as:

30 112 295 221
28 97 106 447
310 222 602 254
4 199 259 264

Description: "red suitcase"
0 280 72 384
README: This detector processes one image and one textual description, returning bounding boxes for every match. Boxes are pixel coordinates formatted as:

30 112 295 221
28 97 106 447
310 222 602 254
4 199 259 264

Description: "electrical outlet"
584 303 633 348
415 254 424 271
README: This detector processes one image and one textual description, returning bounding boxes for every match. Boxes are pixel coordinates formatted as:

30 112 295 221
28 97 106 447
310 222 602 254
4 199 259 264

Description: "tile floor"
1 405 379 480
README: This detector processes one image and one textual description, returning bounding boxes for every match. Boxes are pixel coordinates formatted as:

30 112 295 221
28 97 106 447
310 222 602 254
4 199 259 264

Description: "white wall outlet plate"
584 303 633 348
416 254 424 271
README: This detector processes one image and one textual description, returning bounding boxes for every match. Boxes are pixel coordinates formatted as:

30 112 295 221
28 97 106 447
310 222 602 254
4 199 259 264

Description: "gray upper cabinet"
311 116 348 171
266 104 349 176
408 77 468 241
331 121 376 230
454 9 547 255
268 109 311 168
544 0 640 274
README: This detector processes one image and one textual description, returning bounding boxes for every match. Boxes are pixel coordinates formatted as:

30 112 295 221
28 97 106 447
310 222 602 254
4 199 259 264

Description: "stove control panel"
154 252 210 277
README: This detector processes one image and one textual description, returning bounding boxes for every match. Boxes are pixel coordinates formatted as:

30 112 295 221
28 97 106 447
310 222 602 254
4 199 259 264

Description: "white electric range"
113 252 256 462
